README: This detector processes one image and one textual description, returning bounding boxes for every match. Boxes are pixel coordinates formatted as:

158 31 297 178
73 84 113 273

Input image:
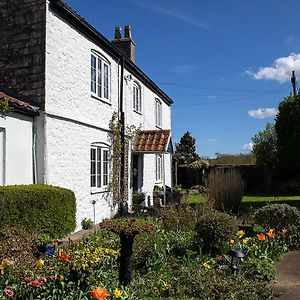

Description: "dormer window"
133 82 141 113
91 52 110 101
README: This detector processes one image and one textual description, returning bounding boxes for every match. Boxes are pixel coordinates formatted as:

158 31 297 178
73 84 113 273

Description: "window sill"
91 94 111 106
133 109 142 115
90 188 109 195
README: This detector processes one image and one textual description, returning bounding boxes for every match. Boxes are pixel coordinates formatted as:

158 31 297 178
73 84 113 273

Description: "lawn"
186 192 300 209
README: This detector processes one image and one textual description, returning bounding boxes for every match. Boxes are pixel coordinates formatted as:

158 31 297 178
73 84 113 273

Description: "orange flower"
58 250 71 263
90 287 110 300
266 229 276 238
282 228 288 234
257 233 266 241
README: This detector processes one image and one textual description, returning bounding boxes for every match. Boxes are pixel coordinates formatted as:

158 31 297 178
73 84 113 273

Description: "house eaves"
49 0 173 106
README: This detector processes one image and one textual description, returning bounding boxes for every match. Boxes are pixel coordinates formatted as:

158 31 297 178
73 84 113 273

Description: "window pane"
133 86 136 110
97 58 102 98
104 64 109 99
91 55 97 93
91 175 96 187
97 148 101 188
103 150 108 186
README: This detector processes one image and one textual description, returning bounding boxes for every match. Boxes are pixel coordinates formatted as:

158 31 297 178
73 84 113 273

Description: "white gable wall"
45 3 172 230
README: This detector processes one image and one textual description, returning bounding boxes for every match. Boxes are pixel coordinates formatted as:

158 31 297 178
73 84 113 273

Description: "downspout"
119 56 125 211
163 153 166 206
32 116 37 184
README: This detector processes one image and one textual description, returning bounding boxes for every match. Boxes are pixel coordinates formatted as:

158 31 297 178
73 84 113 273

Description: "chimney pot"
124 25 132 39
114 26 122 40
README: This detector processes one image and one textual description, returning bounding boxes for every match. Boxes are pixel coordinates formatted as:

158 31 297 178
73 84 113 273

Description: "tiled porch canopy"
132 129 172 153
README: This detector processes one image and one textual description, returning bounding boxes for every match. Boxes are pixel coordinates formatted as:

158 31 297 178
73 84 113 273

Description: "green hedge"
0 184 76 238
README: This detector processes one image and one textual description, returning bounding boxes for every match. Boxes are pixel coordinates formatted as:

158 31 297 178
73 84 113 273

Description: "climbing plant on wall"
108 112 139 208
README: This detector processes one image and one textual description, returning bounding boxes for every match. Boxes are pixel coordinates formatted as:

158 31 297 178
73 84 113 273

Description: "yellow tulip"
114 288 123 298
36 259 44 268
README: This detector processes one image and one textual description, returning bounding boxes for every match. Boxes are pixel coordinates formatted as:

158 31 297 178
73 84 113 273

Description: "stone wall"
0 0 46 108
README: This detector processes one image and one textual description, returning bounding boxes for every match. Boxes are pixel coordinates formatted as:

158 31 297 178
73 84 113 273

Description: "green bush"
194 210 238 254
243 257 276 282
0 184 76 238
81 218 94 230
254 203 300 230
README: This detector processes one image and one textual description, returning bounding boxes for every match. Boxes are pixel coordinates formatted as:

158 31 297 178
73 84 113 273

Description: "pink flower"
29 280 42 288
4 289 14 297
38 276 46 282
48 275 56 282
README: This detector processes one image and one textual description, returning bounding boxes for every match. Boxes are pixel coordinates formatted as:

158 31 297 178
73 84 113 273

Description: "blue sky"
65 0 300 158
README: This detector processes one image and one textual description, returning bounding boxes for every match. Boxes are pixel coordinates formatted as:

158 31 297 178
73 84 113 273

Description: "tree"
275 94 300 173
252 123 278 168
174 131 199 165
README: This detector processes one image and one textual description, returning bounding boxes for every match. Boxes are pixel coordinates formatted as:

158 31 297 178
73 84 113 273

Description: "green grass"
186 192 300 209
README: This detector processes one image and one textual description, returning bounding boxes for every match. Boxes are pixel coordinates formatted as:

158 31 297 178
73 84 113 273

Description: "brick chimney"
112 25 135 63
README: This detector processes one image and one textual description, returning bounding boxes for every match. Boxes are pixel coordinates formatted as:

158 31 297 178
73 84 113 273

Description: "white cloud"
246 53 300 83
248 107 278 119
128 0 208 29
169 64 197 74
242 143 253 152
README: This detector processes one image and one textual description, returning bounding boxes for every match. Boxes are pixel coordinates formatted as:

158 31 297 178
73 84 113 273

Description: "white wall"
0 113 34 185
45 4 172 228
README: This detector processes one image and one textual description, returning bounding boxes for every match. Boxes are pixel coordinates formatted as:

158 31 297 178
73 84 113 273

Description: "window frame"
155 154 163 182
155 99 162 128
91 51 111 103
133 81 142 113
90 144 110 193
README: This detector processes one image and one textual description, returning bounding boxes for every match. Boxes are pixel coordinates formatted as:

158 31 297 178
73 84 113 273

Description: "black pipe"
120 56 125 212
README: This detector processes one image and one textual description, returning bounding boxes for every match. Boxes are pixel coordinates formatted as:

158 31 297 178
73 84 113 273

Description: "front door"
132 154 143 193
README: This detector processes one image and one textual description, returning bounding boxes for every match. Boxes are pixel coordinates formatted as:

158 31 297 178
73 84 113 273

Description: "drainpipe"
120 56 125 211
163 153 166 206
32 116 37 184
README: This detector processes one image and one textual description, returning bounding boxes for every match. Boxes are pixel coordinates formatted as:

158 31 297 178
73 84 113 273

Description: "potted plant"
36 233 56 257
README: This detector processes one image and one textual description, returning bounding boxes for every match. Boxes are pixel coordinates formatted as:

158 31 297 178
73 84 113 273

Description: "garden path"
271 251 300 299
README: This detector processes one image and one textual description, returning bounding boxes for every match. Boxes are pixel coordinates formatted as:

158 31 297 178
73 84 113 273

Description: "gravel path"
270 251 300 300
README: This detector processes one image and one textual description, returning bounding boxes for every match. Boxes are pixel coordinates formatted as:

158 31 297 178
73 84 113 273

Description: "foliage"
275 94 300 173
81 218 94 230
252 123 278 168
194 210 238 254
254 203 300 230
99 218 156 236
0 99 12 118
108 112 139 207
188 159 209 169
174 131 200 166
0 184 76 238
132 192 145 206
243 256 276 282
206 167 245 212
0 228 37 276
209 153 256 166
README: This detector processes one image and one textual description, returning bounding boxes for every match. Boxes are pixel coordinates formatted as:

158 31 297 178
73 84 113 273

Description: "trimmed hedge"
0 184 76 238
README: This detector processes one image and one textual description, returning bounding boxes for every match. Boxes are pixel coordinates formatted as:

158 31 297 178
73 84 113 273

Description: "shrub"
243 256 276 282
159 203 208 232
194 210 238 254
0 184 76 238
254 203 300 230
132 192 145 206
206 167 245 212
81 218 94 230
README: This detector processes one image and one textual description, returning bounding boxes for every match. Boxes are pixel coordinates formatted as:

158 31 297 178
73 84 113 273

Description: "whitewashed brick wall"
44 3 172 230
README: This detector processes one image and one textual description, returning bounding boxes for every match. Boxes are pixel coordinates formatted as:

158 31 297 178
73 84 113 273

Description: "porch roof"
132 129 171 153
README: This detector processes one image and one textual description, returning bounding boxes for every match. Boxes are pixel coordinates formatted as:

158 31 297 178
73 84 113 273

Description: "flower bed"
0 204 297 299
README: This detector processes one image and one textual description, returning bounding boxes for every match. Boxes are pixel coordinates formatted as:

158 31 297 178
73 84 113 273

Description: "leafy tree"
174 131 200 165
275 94 300 173
252 123 278 168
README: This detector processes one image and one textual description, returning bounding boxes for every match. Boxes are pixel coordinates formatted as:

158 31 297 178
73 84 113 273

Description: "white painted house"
0 0 173 231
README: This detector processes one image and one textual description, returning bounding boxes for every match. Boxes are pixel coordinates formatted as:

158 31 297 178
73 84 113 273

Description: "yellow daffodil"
252 243 257 249
229 239 235 244
36 258 44 268
242 238 250 245
202 262 211 269
236 230 245 238
114 288 123 299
